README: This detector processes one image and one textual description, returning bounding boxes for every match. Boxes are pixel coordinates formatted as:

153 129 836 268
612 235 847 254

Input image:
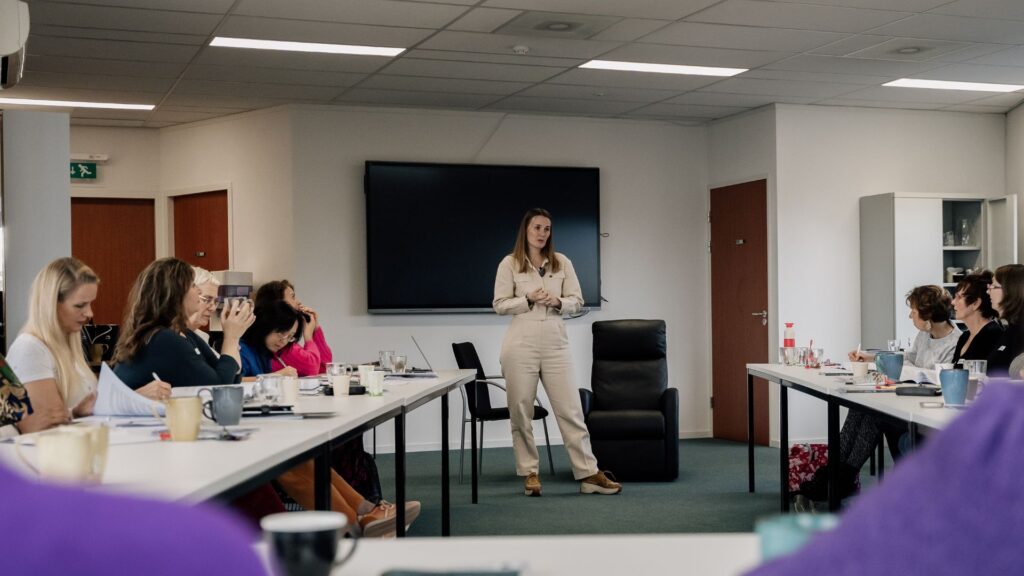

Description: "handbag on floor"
332 436 383 504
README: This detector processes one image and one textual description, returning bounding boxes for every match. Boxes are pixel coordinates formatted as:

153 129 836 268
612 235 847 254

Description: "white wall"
1006 105 1024 259
775 104 1005 441
288 105 711 453
3 111 71 345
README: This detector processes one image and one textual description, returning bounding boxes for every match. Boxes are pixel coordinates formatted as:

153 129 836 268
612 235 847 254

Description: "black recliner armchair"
580 319 678 481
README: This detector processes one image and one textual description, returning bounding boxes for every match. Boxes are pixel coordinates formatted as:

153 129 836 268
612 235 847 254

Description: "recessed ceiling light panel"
0 97 154 110
579 60 747 77
210 36 404 57
884 78 1024 92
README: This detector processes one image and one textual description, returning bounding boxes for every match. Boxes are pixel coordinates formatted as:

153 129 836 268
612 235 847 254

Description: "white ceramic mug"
332 373 351 395
280 376 299 406
16 425 109 483
850 362 869 378
153 397 202 441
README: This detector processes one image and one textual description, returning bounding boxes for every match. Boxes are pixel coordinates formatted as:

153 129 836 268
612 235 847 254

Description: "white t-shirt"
7 333 94 409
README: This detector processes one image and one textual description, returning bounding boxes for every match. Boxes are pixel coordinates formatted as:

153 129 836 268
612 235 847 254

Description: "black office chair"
580 319 679 481
452 342 555 483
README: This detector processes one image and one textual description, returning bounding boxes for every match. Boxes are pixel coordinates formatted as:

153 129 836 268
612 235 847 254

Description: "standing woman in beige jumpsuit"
493 208 622 497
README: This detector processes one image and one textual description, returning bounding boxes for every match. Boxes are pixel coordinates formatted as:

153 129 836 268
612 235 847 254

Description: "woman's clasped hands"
527 288 561 308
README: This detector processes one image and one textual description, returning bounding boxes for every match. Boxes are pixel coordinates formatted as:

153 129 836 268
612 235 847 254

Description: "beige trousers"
500 317 599 479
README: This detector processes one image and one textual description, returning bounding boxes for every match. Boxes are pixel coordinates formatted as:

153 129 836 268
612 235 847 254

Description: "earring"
924 320 932 331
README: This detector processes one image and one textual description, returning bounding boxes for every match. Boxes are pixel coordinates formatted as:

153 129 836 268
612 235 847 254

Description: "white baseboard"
769 436 828 448
680 430 711 439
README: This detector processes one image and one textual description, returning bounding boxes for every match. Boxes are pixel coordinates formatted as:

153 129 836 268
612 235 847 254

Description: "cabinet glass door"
986 195 1018 269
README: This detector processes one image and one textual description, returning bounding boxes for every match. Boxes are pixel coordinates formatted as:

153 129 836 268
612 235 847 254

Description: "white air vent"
495 11 618 39
848 38 969 61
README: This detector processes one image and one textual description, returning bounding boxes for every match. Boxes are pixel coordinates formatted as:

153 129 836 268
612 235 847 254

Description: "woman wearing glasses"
113 258 254 388
988 264 1024 377
254 280 332 376
238 301 300 378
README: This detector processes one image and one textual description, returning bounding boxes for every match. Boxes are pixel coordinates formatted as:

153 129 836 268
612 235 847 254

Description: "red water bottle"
783 323 796 348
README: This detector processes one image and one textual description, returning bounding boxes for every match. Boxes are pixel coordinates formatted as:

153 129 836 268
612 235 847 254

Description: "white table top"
334 534 761 576
746 363 966 430
0 370 475 503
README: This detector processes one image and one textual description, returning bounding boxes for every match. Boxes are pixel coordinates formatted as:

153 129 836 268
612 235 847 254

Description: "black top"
986 322 1023 378
952 321 1005 365
114 329 240 389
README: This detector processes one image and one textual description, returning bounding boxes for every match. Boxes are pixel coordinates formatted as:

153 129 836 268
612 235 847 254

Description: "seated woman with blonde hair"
8 257 169 434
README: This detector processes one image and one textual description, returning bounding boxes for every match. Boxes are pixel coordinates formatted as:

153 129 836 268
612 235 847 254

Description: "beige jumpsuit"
493 253 599 479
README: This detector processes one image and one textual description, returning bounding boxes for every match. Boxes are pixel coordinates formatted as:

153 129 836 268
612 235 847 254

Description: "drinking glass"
258 375 281 404
886 339 900 352
961 359 987 402
392 354 407 374
378 350 395 371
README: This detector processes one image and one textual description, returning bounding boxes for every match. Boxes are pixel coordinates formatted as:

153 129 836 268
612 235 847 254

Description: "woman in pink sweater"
255 280 333 376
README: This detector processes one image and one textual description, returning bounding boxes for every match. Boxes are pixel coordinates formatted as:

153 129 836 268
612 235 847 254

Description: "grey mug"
198 386 244 426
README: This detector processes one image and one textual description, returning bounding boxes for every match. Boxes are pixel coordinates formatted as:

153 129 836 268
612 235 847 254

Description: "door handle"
751 310 767 326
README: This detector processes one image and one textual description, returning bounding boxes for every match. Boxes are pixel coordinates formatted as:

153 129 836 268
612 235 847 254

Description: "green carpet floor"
369 438 889 538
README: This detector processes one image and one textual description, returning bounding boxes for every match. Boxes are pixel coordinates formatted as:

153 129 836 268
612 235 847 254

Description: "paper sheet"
93 363 164 417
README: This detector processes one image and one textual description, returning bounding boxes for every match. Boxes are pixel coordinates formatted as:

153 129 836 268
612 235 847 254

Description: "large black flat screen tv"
365 161 601 313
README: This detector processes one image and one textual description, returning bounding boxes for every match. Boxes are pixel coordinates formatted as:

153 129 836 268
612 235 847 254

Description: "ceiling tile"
403 48 582 67
910 63 1024 83
25 55 188 78
67 108 151 120
160 93 289 109
836 85 993 104
687 0 910 33
146 108 243 123
847 37 971 60
30 25 209 46
29 2 222 34
218 16 434 46
195 48 393 74
549 67 725 91
378 58 565 82
626 102 748 118
807 34 891 56
28 36 201 63
964 92 1024 106
960 45 1024 67
666 91 817 106
73 118 147 127
703 77 864 98
591 19 671 42
335 88 502 108
763 54 942 77
743 68 890 85
38 0 234 13
417 31 622 59
184 64 365 87
447 8 523 32
401 0 476 4
485 95 643 115
481 0 721 20
173 79 343 101
597 43 792 69
930 0 1024 21
640 22 846 52
518 83 680 102
941 103 1010 113
18 70 176 93
925 42 1008 62
360 74 531 95
0 85 163 105
233 0 468 28
784 0 950 9
814 98 944 110
869 14 1024 44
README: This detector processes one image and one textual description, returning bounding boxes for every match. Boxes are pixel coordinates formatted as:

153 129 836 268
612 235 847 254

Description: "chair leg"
542 416 555 476
459 418 467 484
479 421 485 477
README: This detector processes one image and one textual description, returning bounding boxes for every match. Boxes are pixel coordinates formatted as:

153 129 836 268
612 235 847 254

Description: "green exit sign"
70 162 97 180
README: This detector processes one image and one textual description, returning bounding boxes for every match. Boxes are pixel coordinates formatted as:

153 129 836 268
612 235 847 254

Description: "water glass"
378 350 395 371
257 375 282 404
886 339 900 352
392 354 407 374
961 359 987 402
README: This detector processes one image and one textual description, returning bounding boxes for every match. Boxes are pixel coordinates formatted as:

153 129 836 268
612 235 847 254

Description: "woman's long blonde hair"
511 208 561 274
22 257 99 404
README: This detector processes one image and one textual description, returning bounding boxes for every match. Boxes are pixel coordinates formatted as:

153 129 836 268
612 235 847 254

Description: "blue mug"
875 352 904 382
940 368 969 407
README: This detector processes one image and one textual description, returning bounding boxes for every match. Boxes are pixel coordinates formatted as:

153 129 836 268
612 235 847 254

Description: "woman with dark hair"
254 280 333 376
113 258 254 388
951 270 1003 365
989 264 1024 377
800 286 961 511
494 207 621 497
850 285 960 368
237 300 418 538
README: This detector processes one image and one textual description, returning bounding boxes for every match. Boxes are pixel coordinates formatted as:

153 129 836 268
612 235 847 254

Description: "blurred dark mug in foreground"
262 511 357 576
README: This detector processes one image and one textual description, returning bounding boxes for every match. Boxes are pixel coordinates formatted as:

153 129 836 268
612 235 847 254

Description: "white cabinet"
859 193 1017 349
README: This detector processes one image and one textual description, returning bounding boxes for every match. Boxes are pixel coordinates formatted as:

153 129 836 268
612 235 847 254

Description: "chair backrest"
451 342 493 417
591 319 667 411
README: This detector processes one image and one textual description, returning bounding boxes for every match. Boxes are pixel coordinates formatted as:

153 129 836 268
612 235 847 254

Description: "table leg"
314 446 331 511
441 391 450 537
877 437 885 480
827 401 840 512
779 385 789 513
395 413 406 537
471 415 479 504
748 372 755 493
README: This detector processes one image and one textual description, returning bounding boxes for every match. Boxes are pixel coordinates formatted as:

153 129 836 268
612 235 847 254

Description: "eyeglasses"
989 284 1003 292
198 294 216 306
275 332 297 343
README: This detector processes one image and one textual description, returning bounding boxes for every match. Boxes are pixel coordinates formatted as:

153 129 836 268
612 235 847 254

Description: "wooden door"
711 180 769 444
71 198 155 324
173 190 229 270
